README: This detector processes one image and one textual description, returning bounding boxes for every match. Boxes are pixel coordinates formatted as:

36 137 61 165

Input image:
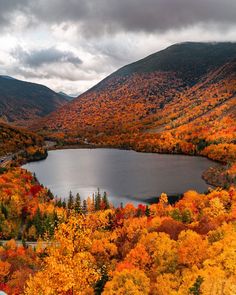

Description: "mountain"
58 91 75 101
93 42 236 89
0 76 68 125
0 75 17 80
37 42 236 164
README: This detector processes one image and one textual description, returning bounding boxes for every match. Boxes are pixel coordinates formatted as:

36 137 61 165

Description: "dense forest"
0 167 236 294
0 123 44 157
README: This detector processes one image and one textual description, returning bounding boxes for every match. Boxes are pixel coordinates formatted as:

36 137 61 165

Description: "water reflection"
23 149 217 207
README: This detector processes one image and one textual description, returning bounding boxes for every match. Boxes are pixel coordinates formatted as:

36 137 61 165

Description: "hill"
37 43 236 172
0 122 44 157
0 76 68 125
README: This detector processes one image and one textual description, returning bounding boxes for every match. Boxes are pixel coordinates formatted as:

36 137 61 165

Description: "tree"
82 199 87 214
145 205 150 217
67 191 74 210
75 193 82 213
178 230 208 267
25 216 100 294
33 208 43 236
102 192 110 209
95 189 102 211
189 276 204 295
62 199 66 209
103 269 150 295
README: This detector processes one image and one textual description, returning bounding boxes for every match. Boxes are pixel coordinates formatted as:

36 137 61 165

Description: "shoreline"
21 143 221 205
7 141 231 207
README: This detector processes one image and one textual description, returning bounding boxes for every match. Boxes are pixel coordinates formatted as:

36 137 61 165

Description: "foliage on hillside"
0 168 62 240
0 167 236 294
0 123 44 157
0 239 41 294
24 185 236 294
36 44 236 157
0 76 67 126
38 59 236 188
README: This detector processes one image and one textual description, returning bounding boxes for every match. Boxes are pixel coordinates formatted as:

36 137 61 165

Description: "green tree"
33 208 43 235
62 199 66 208
95 189 102 211
68 191 74 210
56 198 62 208
102 192 110 209
182 209 192 224
189 276 204 295
47 189 54 200
145 205 150 217
82 199 87 214
75 193 82 213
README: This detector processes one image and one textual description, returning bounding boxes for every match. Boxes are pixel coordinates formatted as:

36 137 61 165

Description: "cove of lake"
22 148 218 207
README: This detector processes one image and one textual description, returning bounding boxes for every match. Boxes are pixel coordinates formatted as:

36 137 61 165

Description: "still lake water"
22 149 217 206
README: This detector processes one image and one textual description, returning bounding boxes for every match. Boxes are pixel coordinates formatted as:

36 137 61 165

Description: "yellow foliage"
103 268 150 295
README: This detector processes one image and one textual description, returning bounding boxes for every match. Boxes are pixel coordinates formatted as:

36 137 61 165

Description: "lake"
22 148 217 206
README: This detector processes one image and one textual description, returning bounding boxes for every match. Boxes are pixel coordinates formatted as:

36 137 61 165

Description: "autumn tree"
25 215 100 294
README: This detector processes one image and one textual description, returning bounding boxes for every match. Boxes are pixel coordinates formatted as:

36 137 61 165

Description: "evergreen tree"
145 205 150 217
33 208 43 236
53 210 59 228
47 189 54 200
1 203 8 218
102 192 110 209
95 188 102 211
62 199 66 208
82 199 87 214
68 191 74 210
94 265 108 294
56 198 62 208
42 213 54 237
75 193 82 213
189 276 204 295
22 237 27 248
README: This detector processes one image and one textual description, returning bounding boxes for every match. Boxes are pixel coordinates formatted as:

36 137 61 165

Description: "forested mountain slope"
37 43 236 167
0 122 44 157
0 76 68 125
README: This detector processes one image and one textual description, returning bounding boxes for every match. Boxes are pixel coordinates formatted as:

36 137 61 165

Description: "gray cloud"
12 46 82 67
0 0 236 35
0 0 235 95
0 0 29 26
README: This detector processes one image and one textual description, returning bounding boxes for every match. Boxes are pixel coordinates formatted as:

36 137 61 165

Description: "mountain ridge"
88 42 236 93
0 76 68 126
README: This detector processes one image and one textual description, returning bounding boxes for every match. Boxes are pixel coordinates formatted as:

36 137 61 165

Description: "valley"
0 42 235 294
33 42 236 187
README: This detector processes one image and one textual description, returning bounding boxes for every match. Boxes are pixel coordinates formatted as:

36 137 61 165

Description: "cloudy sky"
0 0 235 96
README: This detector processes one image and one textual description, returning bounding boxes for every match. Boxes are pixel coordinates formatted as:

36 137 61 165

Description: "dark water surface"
22 149 217 206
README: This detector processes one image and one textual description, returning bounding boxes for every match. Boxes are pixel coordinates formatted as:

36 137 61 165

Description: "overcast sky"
0 0 235 96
